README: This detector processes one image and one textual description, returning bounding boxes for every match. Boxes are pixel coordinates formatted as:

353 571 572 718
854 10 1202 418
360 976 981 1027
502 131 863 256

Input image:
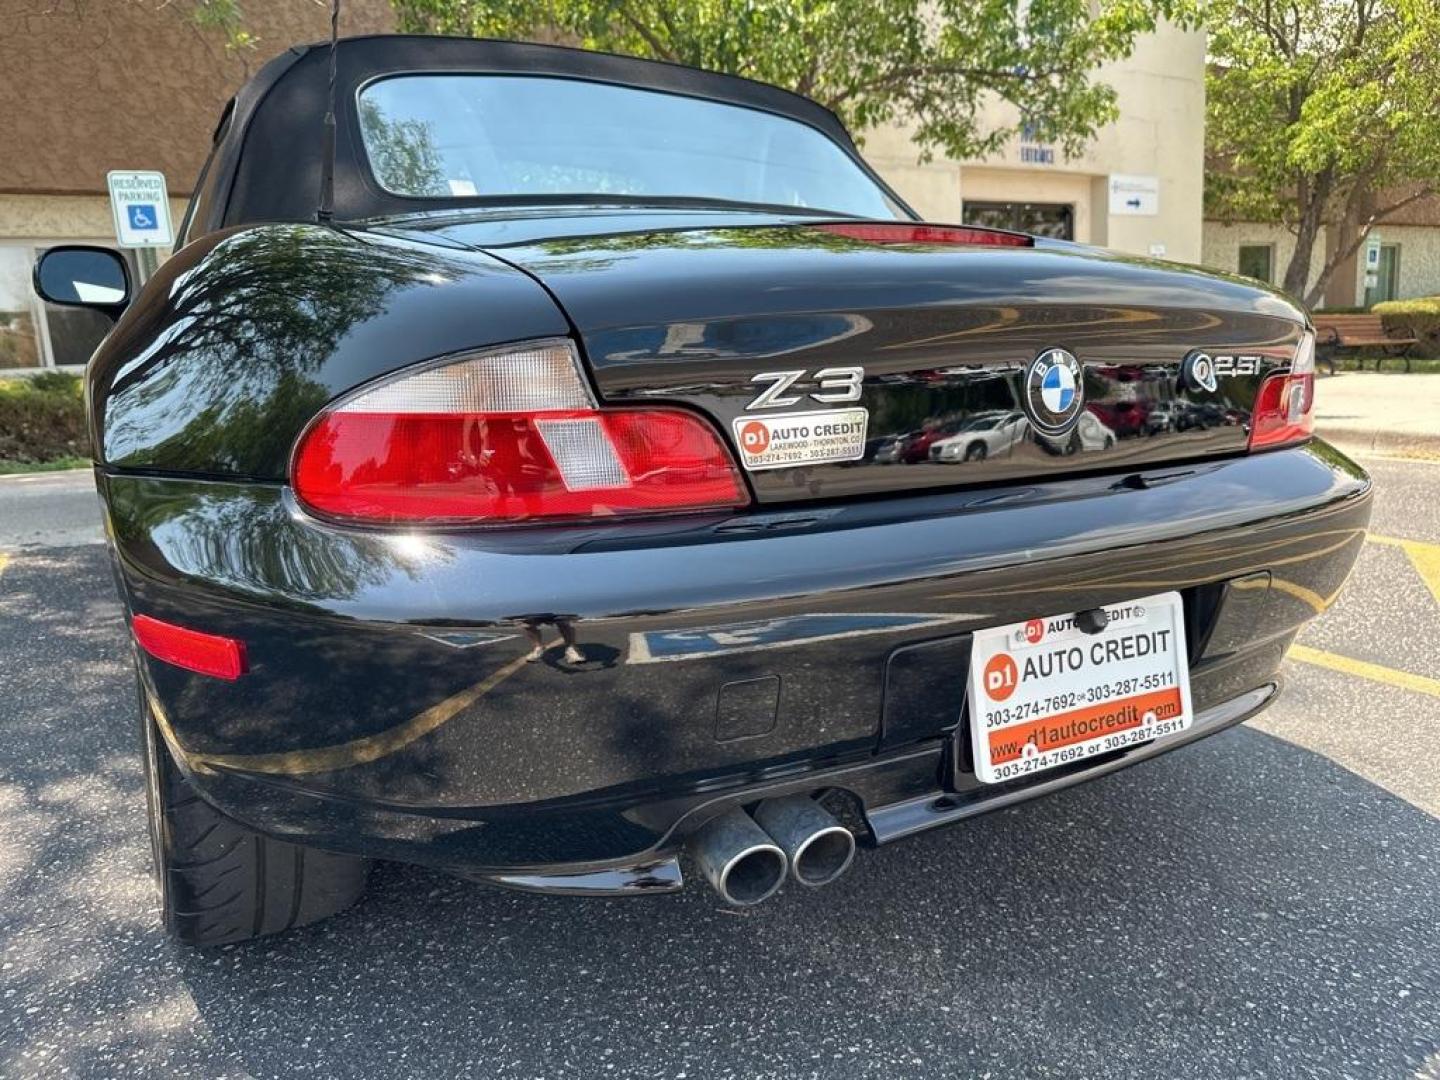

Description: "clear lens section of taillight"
292 339 748 524
1249 331 1316 451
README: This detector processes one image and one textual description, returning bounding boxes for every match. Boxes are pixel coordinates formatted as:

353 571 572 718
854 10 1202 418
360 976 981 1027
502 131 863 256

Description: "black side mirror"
33 246 131 319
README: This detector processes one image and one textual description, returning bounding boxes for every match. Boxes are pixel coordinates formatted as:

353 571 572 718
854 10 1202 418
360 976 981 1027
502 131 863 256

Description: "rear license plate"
966 591 1193 785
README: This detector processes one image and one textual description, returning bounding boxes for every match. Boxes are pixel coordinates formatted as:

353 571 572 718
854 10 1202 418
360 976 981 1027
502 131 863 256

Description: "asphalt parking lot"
0 453 1436 1079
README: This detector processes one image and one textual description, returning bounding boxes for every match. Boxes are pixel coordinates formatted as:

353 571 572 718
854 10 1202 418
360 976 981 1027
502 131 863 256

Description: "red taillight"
1249 332 1316 451
291 339 747 524
133 615 247 680
813 222 1032 247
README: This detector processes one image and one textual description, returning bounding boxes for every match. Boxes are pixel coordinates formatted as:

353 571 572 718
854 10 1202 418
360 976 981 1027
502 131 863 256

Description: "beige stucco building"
0 0 394 371
863 21 1207 264
1 7 1212 372
46 9 1421 375
1203 201 1440 310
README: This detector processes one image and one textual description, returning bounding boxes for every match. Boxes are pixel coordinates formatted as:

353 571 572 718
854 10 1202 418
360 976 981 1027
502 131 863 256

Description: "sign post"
106 170 173 284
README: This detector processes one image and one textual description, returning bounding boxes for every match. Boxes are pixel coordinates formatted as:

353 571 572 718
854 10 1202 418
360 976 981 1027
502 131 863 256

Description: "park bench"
1312 313 1417 374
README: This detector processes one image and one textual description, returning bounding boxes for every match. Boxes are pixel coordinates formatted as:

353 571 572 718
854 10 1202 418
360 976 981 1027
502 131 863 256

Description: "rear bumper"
105 441 1371 883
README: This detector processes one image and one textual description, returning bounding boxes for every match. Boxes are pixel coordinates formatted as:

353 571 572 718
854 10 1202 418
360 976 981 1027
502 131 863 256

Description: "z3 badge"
735 367 869 471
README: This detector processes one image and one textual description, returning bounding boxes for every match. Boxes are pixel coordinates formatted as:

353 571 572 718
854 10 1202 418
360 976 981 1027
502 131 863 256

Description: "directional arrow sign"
1108 174 1159 217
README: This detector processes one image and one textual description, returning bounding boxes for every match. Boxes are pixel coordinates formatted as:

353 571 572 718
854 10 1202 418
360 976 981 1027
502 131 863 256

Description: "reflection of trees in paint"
358 99 447 197
105 225 438 472
531 226 867 274
107 479 449 606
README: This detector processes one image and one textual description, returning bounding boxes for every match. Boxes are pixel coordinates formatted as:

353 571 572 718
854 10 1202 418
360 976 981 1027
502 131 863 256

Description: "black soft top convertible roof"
179 34 880 243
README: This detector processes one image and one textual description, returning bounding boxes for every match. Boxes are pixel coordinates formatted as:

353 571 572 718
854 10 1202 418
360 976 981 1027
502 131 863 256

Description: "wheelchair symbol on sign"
127 204 157 230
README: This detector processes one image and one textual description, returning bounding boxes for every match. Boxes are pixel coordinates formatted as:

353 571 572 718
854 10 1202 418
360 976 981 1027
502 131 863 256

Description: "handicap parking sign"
107 171 173 248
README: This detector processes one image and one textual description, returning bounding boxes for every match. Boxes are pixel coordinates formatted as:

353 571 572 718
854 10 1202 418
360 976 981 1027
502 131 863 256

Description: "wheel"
138 685 370 946
964 442 987 462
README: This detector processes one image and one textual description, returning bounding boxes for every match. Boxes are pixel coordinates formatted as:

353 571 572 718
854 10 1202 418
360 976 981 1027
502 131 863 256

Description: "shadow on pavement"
2 547 1437 1079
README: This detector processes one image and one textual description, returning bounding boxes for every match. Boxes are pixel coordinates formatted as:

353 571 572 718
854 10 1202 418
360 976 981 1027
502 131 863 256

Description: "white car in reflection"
930 411 1028 462
1071 409 1118 451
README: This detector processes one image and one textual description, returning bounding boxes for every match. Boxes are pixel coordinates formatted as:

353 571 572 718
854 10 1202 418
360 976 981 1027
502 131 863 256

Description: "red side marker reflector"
813 222 1032 247
132 614 247 680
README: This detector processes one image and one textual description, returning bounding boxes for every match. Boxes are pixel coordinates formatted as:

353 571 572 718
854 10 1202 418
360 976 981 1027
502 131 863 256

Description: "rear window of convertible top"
356 74 902 219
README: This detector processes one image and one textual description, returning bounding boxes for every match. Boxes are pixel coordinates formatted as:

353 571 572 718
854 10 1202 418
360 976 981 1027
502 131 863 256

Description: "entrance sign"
1108 174 1159 217
107 171 173 248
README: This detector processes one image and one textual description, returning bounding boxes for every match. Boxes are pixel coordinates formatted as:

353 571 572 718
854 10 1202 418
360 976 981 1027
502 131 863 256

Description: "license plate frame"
966 592 1194 785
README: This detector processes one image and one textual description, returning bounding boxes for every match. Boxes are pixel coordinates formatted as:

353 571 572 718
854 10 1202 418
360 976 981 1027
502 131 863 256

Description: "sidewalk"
1314 371 1440 458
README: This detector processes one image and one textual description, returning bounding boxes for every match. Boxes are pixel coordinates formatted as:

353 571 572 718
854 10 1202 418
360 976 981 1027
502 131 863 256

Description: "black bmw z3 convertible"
34 35 1371 945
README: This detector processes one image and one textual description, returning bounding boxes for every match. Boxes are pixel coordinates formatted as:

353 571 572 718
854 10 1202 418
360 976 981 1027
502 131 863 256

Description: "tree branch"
1304 186 1436 306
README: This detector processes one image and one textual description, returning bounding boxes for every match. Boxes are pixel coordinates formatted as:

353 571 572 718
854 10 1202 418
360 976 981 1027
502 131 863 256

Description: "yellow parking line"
1368 533 1440 606
1258 575 1334 615
1289 644 1440 699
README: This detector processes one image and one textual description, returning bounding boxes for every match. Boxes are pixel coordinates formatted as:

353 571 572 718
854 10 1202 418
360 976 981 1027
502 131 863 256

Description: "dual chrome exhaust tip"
688 795 857 906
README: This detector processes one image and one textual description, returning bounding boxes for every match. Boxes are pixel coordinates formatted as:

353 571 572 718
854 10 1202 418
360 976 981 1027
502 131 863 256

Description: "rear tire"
139 690 370 946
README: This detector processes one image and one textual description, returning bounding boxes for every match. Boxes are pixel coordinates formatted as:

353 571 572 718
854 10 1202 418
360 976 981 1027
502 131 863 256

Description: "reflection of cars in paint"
1073 410 1117 450
930 411 1027 462
30 35 1369 945
870 432 914 463
1176 400 1230 430
894 421 966 463
1089 399 1150 439
1035 410 1116 456
1146 401 1178 434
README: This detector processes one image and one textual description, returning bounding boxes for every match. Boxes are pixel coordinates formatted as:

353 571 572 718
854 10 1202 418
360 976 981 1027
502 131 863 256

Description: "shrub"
1372 297 1440 357
0 373 89 464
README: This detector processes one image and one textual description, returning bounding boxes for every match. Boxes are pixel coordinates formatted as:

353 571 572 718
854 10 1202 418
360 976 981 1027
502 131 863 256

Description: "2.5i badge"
733 408 869 471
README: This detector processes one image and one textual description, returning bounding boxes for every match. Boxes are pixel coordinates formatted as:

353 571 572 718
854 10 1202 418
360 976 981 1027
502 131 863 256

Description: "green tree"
391 0 1192 162
1205 0 1440 305
190 0 256 49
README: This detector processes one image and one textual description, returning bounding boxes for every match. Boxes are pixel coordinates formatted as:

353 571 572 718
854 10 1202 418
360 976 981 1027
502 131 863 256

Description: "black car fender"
90 222 571 480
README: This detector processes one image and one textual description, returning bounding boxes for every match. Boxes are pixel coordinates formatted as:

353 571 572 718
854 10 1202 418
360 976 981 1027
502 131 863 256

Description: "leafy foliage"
1373 296 1440 355
188 0 258 50
0 373 88 465
1205 0 1440 303
391 0 1192 162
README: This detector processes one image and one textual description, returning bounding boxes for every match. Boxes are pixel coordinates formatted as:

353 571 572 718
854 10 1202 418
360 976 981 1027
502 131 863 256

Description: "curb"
1320 428 1440 460
0 466 91 481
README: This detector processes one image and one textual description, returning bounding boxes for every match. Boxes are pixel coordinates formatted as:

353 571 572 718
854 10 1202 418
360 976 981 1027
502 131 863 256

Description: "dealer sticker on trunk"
732 408 869 471
966 591 1193 784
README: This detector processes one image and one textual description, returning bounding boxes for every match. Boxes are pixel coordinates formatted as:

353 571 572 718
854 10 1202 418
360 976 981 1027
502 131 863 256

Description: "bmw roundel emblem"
1024 348 1085 435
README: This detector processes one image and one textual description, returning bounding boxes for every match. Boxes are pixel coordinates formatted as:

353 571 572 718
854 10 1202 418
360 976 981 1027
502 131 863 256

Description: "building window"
1237 244 1273 283
0 246 42 369
0 241 130 371
963 201 1074 240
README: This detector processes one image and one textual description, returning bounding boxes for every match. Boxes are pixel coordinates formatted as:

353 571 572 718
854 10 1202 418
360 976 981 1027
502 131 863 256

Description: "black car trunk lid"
432 217 1307 505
